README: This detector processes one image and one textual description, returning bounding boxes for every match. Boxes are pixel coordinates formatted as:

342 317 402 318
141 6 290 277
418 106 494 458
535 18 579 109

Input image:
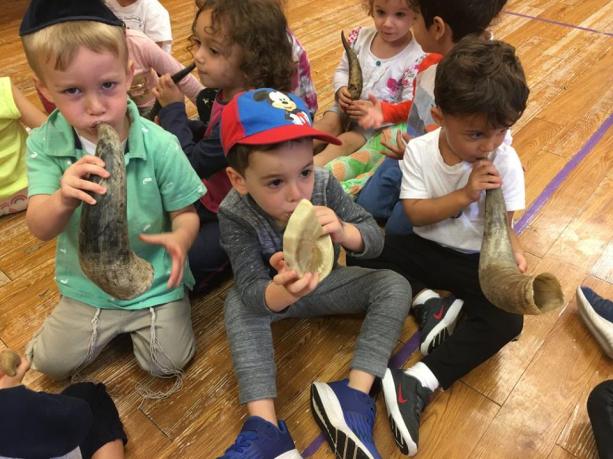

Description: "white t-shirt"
333 26 424 103
399 128 525 253
105 0 172 53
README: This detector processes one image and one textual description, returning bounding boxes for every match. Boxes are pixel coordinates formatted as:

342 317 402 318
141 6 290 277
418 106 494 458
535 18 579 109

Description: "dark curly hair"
194 0 294 92
408 0 507 42
434 36 529 128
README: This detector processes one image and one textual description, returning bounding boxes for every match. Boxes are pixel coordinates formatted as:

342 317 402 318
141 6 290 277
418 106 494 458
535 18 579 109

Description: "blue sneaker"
218 416 302 459
576 287 613 359
311 379 381 459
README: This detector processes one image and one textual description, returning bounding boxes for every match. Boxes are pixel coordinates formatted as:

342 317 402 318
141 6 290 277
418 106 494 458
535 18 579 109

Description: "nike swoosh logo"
433 305 445 320
397 383 408 404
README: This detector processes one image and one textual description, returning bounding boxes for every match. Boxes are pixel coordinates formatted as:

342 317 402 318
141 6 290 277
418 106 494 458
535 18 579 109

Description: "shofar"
79 123 154 300
479 187 564 315
283 199 334 281
0 349 21 377
341 31 363 101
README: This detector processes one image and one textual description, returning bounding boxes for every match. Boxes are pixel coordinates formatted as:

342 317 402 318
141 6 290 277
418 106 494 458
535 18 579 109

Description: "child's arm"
314 206 363 253
357 95 412 129
508 211 527 272
26 156 110 240
11 82 46 128
265 252 319 312
403 159 502 226
139 205 199 289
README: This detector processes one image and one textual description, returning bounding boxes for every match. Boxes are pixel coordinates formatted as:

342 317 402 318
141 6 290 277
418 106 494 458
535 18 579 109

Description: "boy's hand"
358 94 384 129
313 205 347 244
153 74 184 107
336 86 353 112
0 356 30 389
463 159 502 202
60 156 109 207
139 232 188 289
380 128 409 160
269 252 319 298
346 99 373 121
514 250 528 273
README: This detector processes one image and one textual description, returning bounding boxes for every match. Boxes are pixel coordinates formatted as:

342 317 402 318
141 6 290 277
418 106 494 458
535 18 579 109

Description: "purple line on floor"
515 113 613 234
505 10 613 36
302 332 422 456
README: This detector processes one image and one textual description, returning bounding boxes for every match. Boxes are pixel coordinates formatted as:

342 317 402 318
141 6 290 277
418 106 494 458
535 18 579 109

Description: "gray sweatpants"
26 295 195 380
224 266 411 403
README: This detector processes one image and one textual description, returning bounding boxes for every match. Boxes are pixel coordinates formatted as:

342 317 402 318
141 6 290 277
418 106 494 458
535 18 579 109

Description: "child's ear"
431 16 448 41
34 76 54 104
226 166 248 195
431 106 444 126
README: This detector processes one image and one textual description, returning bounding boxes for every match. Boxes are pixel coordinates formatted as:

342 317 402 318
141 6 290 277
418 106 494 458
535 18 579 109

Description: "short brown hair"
194 0 294 91
21 21 128 82
434 36 529 128
227 139 310 175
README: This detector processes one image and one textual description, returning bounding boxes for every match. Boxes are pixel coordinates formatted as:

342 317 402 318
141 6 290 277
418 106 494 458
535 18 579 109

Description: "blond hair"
22 21 128 81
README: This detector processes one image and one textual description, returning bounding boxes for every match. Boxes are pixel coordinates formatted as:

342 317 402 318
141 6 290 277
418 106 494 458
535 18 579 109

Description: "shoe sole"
420 298 463 356
576 287 613 359
382 370 417 456
310 382 375 459
275 450 303 459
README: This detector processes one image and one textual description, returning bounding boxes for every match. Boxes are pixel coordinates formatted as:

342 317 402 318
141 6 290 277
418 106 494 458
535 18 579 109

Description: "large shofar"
479 188 564 315
341 31 363 100
79 123 154 300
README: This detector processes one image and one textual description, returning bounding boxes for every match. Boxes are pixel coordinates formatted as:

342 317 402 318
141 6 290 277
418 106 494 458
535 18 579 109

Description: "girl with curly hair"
153 0 295 295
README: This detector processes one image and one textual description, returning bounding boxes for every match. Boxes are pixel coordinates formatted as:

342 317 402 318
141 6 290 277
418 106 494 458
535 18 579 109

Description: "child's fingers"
380 140 403 159
287 272 312 294
273 269 298 286
269 251 285 270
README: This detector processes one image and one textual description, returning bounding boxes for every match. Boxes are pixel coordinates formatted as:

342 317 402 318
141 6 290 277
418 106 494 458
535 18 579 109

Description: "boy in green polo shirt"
19 0 205 386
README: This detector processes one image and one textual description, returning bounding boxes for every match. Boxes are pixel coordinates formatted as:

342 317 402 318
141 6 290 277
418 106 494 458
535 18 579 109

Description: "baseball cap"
20 0 124 36
221 88 341 155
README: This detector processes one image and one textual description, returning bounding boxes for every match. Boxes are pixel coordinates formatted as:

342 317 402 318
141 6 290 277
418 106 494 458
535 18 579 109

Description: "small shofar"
145 62 197 120
0 349 21 377
341 31 363 100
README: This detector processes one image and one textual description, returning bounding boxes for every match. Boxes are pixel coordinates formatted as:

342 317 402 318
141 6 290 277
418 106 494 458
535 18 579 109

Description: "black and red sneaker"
414 295 463 356
381 369 432 456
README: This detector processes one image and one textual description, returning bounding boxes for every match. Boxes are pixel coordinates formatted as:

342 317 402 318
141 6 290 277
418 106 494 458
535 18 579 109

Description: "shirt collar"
43 100 147 160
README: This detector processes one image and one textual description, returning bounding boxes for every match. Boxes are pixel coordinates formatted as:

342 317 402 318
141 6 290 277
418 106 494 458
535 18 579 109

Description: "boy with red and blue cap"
216 88 412 458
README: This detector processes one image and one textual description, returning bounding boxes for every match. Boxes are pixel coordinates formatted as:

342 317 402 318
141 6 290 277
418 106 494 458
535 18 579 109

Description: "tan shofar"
283 199 334 281
0 349 21 377
79 123 154 300
341 31 363 100
479 187 564 315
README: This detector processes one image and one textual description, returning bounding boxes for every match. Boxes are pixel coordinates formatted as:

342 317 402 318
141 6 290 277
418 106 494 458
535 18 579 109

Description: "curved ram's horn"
283 199 334 281
79 123 154 300
341 31 363 101
479 188 564 315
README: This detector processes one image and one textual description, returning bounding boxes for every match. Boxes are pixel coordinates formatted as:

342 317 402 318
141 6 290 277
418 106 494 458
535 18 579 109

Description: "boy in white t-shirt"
349 36 530 456
105 0 172 53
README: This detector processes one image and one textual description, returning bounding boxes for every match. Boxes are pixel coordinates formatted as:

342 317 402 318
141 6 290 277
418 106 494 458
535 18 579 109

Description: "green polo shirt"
26 101 206 309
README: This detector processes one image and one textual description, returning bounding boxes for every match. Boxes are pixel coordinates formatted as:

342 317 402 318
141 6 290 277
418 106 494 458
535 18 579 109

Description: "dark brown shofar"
341 31 363 100
79 123 154 300
479 187 564 315
0 349 21 377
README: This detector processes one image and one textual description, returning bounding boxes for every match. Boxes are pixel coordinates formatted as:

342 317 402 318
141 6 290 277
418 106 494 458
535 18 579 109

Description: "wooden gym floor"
1 0 612 457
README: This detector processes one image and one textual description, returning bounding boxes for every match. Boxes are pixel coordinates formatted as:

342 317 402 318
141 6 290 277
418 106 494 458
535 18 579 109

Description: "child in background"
349 37 529 456
0 355 127 459
20 0 205 386
105 0 173 53
154 0 295 295
217 89 411 458
126 28 203 114
356 0 508 235
313 0 424 166
0 77 47 216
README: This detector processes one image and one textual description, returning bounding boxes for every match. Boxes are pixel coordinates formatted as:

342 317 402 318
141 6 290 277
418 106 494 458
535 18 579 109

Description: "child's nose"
85 94 105 115
286 182 302 201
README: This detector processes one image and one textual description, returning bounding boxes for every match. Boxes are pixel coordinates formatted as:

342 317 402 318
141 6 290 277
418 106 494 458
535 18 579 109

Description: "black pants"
61 383 127 458
588 380 613 459
347 233 523 388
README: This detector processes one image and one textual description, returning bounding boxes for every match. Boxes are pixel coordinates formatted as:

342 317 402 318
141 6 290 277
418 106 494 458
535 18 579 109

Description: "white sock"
405 362 440 392
413 289 439 307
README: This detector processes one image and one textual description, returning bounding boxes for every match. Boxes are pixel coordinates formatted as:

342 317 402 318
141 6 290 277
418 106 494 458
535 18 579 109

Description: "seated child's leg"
0 188 28 216
188 214 230 295
313 111 343 153
61 382 127 459
384 201 413 236
356 157 402 221
27 297 118 380
587 380 613 459
313 130 366 167
130 295 195 376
